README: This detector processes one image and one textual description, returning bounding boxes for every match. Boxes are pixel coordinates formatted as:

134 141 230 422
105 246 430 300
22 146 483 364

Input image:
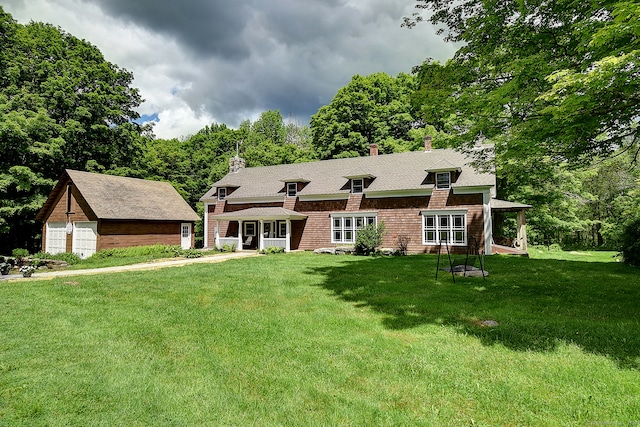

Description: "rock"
480 320 499 327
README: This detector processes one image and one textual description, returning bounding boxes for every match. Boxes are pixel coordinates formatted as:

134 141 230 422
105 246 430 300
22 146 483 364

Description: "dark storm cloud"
5 0 456 136
80 0 254 59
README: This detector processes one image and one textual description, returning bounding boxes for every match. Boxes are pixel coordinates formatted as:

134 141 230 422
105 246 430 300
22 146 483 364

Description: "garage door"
45 222 67 255
72 221 97 259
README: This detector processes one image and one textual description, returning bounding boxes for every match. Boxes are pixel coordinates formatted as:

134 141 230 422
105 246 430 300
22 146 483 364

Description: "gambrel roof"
200 148 495 202
37 169 200 222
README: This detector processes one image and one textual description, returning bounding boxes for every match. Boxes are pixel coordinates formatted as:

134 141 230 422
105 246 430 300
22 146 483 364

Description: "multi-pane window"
331 214 376 244
217 187 227 200
436 172 451 189
287 182 297 197
351 178 364 194
263 221 288 238
422 211 466 246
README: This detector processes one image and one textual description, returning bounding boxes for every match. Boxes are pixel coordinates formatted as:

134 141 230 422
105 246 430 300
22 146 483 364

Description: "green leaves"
408 0 638 164
0 6 146 252
310 73 416 159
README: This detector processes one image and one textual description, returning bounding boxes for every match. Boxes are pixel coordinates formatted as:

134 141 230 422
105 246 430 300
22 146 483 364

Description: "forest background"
1 1 638 254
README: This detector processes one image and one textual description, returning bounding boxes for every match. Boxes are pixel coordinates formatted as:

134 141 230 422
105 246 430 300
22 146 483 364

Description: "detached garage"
36 170 200 258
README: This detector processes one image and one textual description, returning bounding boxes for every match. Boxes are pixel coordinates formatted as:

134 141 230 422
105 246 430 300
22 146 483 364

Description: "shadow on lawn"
308 255 640 369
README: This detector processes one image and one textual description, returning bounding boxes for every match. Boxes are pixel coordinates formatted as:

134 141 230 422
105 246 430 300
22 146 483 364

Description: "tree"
241 111 316 167
0 7 146 253
310 73 416 159
404 0 639 165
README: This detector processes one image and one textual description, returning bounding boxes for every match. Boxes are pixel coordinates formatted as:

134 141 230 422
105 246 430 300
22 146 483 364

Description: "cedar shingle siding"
201 148 497 254
37 170 200 255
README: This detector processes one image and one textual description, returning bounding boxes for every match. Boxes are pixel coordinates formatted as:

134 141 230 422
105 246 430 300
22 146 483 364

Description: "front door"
243 221 257 249
181 223 192 249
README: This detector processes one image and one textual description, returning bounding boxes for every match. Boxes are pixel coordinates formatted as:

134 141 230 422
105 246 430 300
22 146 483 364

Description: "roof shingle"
38 170 200 222
201 149 495 201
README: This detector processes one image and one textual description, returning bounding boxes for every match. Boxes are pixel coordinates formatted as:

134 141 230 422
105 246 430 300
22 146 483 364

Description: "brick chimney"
229 155 245 173
369 143 378 156
424 135 432 152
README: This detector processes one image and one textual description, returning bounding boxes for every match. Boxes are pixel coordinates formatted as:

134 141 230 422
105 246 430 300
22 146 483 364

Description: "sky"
3 0 455 139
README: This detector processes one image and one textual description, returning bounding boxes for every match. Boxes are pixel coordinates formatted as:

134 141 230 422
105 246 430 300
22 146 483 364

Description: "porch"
490 199 532 254
212 207 307 253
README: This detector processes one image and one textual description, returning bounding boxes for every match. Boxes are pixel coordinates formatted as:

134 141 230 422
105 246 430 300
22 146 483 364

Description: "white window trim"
331 213 377 244
436 172 451 190
421 209 467 246
218 187 227 201
278 221 287 238
287 182 297 197
244 221 256 237
351 178 364 194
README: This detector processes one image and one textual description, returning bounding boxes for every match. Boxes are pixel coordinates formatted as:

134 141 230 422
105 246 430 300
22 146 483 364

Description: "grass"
1 252 639 426
528 245 621 262
37 245 223 270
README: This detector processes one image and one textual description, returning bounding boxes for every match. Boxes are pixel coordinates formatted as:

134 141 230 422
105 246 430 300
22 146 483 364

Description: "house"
200 138 529 255
36 169 200 258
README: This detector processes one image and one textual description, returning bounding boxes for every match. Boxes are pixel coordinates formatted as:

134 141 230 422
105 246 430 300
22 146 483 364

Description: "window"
278 221 287 238
331 214 376 244
436 172 451 189
287 182 297 197
244 222 256 236
351 178 364 194
218 187 226 201
422 211 466 246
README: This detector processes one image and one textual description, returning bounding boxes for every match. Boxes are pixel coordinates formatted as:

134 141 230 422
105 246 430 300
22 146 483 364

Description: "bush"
176 248 202 258
221 244 237 253
355 222 386 256
33 252 81 265
395 235 411 256
90 244 179 260
260 246 285 255
621 217 640 267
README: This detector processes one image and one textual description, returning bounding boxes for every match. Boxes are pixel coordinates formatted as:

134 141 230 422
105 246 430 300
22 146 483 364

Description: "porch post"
285 219 291 253
517 210 528 251
259 220 264 252
203 203 209 248
238 220 243 251
483 191 493 255
215 220 220 250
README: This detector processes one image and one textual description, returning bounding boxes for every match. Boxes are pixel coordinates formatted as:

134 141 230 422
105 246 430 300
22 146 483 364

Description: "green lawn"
1 252 639 426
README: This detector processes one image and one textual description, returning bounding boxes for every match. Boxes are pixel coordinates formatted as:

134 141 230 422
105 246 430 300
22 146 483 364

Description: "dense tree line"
404 0 640 248
0 7 147 253
0 3 638 254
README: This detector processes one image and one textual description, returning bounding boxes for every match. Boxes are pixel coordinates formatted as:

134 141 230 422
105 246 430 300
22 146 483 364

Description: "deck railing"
218 237 239 248
262 238 286 249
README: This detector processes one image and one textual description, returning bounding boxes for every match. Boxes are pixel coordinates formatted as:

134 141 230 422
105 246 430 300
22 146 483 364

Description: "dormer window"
351 178 364 194
287 182 297 197
217 187 227 201
436 172 451 190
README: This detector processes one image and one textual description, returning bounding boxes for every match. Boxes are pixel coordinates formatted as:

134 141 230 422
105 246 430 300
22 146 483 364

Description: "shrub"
176 248 202 258
33 252 81 265
221 244 237 253
355 222 386 256
621 217 640 267
260 246 285 255
90 244 179 260
395 235 411 256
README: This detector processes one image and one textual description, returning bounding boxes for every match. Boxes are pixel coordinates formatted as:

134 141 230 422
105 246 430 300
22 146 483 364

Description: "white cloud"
2 0 456 139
